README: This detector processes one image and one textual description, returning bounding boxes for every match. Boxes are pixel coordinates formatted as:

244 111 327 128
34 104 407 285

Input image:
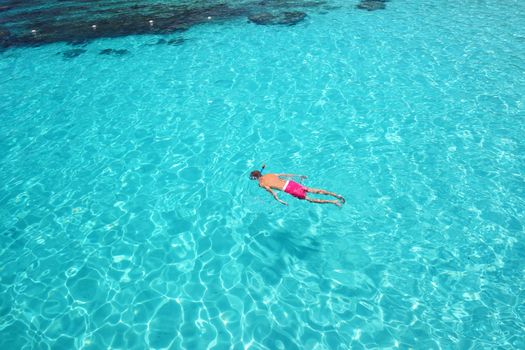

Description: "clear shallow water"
1 0 525 349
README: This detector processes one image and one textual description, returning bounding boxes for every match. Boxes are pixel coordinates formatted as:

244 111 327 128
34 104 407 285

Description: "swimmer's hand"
265 186 287 205
299 175 308 180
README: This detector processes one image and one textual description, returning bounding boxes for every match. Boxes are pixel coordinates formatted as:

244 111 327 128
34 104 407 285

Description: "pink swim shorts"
283 180 307 199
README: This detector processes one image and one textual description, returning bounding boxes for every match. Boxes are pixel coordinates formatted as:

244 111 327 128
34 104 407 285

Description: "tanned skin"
250 167 345 207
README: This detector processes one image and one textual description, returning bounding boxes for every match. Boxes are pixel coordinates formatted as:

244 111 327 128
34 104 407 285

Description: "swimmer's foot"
336 195 345 204
333 200 342 208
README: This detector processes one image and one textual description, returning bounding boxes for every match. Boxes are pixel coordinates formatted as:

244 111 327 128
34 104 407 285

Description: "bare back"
258 174 287 191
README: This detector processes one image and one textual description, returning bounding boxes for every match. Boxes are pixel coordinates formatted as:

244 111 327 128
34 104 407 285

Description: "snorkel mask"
249 164 266 180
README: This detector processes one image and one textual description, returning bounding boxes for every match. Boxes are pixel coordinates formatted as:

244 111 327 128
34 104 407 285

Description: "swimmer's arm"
277 173 308 180
264 186 288 206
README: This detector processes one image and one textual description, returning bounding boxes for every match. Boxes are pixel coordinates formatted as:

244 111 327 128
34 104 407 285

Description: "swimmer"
250 165 345 207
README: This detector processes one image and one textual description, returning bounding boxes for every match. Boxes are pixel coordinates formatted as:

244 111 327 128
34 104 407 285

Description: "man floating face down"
250 165 345 207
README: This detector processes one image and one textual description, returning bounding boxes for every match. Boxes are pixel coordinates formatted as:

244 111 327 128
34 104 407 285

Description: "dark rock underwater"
0 0 313 48
356 0 389 11
0 0 391 49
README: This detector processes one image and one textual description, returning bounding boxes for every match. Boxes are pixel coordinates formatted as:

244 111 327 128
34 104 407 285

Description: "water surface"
1 0 524 349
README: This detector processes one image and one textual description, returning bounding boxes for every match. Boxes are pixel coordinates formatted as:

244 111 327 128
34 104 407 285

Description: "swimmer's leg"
306 187 345 203
305 195 341 207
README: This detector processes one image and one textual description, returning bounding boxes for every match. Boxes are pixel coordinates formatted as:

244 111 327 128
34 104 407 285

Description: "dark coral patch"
248 12 274 25
60 48 86 59
99 48 129 56
167 38 185 46
248 11 307 26
147 37 184 46
356 0 387 11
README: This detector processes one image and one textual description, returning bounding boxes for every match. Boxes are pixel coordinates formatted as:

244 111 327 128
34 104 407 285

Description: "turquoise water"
1 0 525 349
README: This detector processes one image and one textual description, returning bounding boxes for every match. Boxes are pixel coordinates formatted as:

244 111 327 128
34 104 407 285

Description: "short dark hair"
249 170 261 180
